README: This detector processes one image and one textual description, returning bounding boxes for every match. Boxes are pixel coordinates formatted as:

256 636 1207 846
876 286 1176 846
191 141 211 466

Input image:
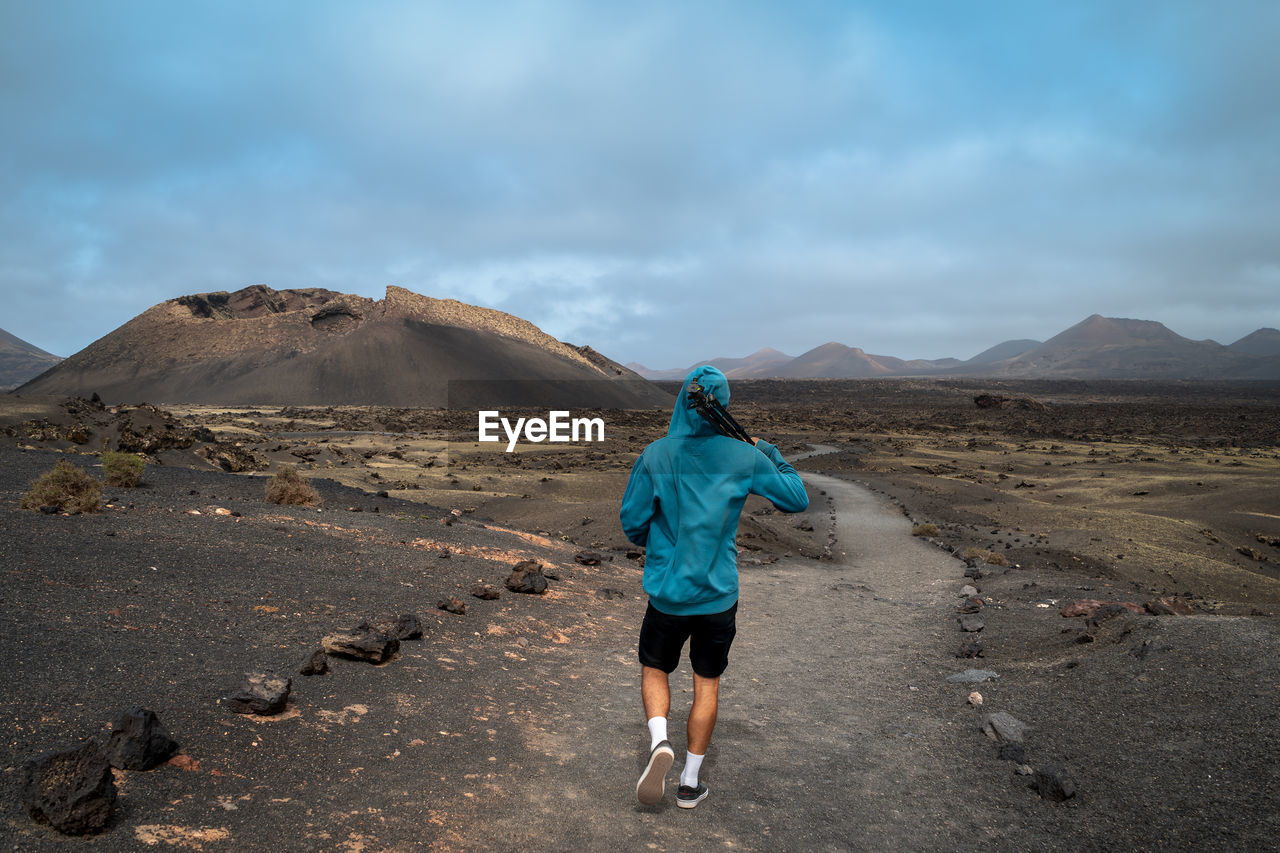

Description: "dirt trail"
464 463 1001 851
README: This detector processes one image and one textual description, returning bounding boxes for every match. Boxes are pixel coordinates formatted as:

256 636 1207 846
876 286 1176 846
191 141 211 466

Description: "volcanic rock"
321 622 400 663
574 551 603 566
1144 597 1194 616
506 560 549 595
20 742 116 835
104 707 179 771
957 597 984 614
1033 763 1077 801
374 613 424 640
225 673 292 715
956 640 985 658
958 616 985 632
300 649 330 676
437 597 468 615
982 711 1028 744
596 588 626 600
470 584 501 600
1059 599 1144 618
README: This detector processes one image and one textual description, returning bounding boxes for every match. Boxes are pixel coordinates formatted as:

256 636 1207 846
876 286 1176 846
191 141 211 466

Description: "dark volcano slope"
18 285 669 409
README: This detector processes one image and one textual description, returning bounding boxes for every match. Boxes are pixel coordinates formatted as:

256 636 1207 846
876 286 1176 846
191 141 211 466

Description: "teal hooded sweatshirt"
620 365 809 616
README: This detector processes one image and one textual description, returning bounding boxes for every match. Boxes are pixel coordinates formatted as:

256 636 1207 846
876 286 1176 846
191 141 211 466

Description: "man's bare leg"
677 673 718 806
687 673 719 754
637 666 675 804
642 665 671 721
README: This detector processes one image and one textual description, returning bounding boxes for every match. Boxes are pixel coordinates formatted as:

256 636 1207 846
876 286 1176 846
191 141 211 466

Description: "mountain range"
630 315 1280 381
14 285 668 408
0 328 62 392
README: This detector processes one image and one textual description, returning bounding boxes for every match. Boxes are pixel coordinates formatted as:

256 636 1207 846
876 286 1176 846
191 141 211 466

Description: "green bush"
20 459 102 514
101 451 145 487
265 465 322 506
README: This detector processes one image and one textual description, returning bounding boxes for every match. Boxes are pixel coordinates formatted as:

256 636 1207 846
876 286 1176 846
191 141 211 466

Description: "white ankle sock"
647 716 668 751
680 751 704 788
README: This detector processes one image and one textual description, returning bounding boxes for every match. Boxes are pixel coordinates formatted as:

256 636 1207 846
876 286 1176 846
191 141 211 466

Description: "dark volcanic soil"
3 380 1280 850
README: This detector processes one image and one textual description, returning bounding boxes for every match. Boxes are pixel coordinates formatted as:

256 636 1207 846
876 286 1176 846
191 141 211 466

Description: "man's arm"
619 453 656 546
750 439 809 513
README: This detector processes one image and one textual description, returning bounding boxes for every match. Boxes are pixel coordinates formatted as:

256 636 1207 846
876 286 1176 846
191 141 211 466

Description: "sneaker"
676 782 709 809
636 740 675 805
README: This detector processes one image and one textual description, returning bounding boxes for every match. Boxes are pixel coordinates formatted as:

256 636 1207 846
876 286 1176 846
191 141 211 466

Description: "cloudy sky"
3 1 1278 367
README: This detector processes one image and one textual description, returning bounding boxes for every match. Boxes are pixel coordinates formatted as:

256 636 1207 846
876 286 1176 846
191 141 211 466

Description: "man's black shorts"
638 601 738 678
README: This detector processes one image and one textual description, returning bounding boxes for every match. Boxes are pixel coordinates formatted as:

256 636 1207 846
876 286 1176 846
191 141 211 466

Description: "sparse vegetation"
101 451 145 487
265 465 322 506
911 523 939 537
964 546 1009 566
20 459 102 514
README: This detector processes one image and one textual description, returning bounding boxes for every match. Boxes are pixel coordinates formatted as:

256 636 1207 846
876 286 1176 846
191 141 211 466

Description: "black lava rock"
20 742 116 835
321 622 400 663
300 649 330 676
437 597 468 615
374 613 424 640
471 584 501 600
1033 763 1077 801
104 707 179 771
225 672 292 715
506 560 548 595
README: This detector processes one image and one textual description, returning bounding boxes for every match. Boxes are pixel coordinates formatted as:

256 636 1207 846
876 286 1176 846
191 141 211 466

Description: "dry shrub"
101 451 145 487
963 546 1010 566
265 465 321 506
911 523 939 537
20 459 102 514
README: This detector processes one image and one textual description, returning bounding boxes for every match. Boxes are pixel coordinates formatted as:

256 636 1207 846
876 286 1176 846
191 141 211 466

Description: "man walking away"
620 365 808 808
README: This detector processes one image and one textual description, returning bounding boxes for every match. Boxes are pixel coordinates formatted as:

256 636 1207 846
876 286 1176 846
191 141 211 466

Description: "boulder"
1033 763 1077 801
300 649 330 676
104 707 179 771
1144 596 1194 616
321 622 400 663
374 613 424 640
506 560 548 595
982 711 1028 744
225 672 292 715
20 742 116 835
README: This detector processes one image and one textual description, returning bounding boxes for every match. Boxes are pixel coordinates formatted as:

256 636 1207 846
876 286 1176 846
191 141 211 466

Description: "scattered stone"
998 742 1026 762
946 669 999 684
1131 638 1164 660
956 639 985 658
596 588 626 600
1145 596 1194 616
1033 763 1077 801
374 613 424 640
967 691 983 706
437 597 468 615
542 567 561 580
166 754 201 772
625 550 643 560
982 711 1028 744
960 584 979 597
958 616 985 632
321 622 400 663
515 636 530 648
1015 764 1035 776
957 597 984 615
104 707 179 771
225 673 292 715
300 649 330 676
506 560 548 595
1059 599 1144 618
1237 546 1266 561
574 551 603 566
963 566 983 580
470 584 501 600
20 742 117 835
